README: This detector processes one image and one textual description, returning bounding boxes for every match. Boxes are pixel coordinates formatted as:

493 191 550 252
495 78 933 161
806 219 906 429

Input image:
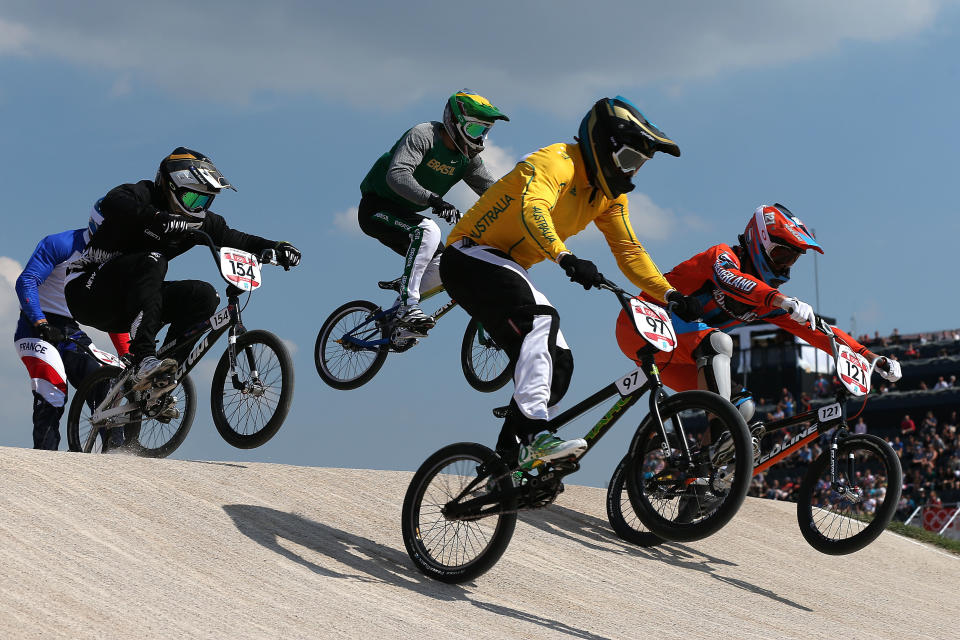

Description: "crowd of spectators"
747 407 960 524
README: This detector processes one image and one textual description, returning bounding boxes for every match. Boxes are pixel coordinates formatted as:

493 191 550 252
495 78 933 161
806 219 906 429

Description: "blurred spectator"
919 380 929 391
854 417 868 434
890 436 904 458
799 392 812 413
904 343 918 359
814 375 829 398
891 328 901 344
901 414 916 435
781 388 795 417
934 376 950 390
922 411 938 434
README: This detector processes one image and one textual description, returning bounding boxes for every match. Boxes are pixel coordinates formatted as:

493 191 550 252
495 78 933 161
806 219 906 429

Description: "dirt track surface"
0 447 957 639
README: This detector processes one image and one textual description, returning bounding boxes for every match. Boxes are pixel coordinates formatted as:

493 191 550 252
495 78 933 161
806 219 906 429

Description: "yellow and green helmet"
442 89 509 157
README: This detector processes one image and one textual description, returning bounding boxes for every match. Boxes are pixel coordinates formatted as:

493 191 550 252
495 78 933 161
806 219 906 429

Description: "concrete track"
0 447 956 639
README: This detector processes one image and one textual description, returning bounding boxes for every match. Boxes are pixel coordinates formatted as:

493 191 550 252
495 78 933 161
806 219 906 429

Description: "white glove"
781 297 815 326
876 358 902 382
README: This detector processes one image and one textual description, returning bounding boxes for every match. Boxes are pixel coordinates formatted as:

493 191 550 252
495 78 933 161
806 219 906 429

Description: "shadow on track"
522 504 812 612
223 504 610 640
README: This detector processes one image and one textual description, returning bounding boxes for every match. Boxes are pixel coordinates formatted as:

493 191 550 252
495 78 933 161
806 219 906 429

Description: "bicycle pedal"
491 405 511 419
377 278 402 292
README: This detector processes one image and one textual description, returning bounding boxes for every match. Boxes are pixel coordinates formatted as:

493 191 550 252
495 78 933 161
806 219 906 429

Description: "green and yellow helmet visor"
451 90 510 127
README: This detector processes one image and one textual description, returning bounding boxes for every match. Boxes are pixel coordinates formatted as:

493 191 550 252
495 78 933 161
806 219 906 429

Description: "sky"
1 1 958 488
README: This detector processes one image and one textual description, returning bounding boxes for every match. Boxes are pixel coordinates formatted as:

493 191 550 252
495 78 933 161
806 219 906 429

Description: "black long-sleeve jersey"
68 180 276 277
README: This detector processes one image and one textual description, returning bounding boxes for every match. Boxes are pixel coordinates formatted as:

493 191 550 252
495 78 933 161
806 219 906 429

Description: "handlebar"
145 227 282 269
596 276 678 317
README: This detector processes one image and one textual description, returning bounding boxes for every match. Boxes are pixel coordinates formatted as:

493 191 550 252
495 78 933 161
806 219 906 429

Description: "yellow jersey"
447 142 672 302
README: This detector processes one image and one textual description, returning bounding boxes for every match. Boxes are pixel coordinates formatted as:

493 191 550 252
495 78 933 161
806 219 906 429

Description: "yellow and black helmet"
578 96 680 199
155 147 236 219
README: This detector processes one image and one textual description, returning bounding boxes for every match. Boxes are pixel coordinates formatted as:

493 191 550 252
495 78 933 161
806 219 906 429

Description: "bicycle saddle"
378 278 402 292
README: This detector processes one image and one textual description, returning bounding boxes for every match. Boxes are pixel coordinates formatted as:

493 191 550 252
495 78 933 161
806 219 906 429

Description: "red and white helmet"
741 203 823 286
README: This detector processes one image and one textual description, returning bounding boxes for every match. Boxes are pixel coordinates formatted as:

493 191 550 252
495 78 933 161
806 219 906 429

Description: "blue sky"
1 1 958 487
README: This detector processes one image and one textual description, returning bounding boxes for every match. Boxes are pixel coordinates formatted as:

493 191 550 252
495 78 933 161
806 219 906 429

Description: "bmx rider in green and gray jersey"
358 89 509 331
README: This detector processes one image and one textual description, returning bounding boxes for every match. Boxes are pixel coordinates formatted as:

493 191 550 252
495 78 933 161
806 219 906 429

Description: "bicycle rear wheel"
135 374 196 458
461 319 512 392
401 442 517 584
606 454 662 547
625 390 753 542
315 300 389 390
211 329 294 449
796 433 902 555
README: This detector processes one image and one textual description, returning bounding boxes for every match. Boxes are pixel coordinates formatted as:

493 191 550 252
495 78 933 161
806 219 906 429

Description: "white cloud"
331 207 360 235
0 18 29 54
0 2 947 112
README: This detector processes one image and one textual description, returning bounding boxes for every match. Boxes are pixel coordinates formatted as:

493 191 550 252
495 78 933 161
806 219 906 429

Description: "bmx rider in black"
65 147 301 389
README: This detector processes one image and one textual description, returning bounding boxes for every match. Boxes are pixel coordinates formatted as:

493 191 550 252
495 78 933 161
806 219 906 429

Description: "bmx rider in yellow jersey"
441 96 702 469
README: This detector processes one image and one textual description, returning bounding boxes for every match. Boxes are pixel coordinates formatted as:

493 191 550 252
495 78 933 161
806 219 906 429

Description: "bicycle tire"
315 300 389 390
625 390 753 542
796 433 902 555
605 454 663 547
460 319 512 393
67 365 193 457
135 374 196 458
401 442 517 584
211 329 294 449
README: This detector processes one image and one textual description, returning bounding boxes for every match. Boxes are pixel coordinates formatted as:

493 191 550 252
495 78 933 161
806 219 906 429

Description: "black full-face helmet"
578 96 680 199
155 147 236 220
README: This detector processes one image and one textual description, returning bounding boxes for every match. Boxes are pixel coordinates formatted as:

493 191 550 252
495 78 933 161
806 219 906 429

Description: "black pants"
66 252 218 360
358 193 443 306
440 241 574 448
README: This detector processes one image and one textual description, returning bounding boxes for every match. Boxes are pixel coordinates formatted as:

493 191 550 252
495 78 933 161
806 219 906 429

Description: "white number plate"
817 402 842 423
219 248 261 291
629 298 676 353
837 345 870 397
615 366 648 396
209 307 231 330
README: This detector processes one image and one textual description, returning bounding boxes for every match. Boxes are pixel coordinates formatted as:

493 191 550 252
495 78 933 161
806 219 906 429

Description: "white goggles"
611 145 651 173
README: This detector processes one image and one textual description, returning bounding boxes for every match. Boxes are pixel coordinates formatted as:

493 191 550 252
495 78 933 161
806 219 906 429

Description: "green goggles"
178 189 214 213
462 119 492 140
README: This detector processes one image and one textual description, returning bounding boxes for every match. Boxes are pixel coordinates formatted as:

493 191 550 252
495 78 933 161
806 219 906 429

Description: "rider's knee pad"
731 388 756 423
693 330 733 399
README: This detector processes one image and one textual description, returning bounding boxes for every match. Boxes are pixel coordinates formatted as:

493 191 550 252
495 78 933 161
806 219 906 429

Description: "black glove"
274 241 301 269
428 194 461 224
665 290 703 322
558 253 602 290
154 211 192 235
36 322 66 345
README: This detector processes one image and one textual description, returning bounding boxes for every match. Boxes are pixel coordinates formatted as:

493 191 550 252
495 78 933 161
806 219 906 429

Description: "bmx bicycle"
315 278 512 392
609 316 902 555
66 230 295 457
400 278 753 583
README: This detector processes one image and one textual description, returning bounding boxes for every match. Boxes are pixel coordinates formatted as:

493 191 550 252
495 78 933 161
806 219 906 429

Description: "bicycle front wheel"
796 433 902 555
211 329 294 449
625 390 753 542
401 442 517 584
461 319 512 392
315 300 389 390
606 454 662 547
